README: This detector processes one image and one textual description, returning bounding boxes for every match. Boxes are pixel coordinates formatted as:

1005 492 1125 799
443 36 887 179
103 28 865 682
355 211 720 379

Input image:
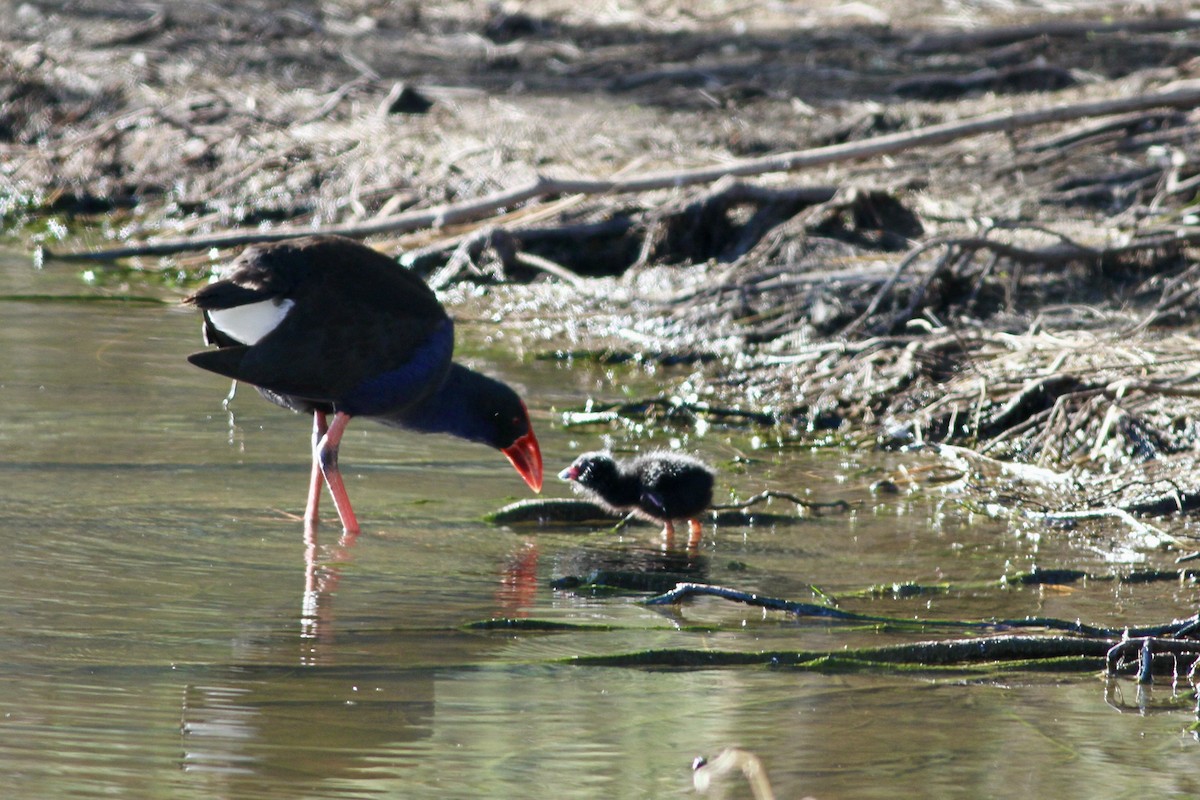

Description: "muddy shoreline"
7 1 1200 517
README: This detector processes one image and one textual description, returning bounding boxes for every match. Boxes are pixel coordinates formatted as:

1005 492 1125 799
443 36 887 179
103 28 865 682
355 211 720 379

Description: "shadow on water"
4 248 1200 799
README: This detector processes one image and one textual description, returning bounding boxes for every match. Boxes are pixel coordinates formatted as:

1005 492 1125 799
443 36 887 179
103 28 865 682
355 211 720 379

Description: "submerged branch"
644 582 1200 640
571 635 1114 670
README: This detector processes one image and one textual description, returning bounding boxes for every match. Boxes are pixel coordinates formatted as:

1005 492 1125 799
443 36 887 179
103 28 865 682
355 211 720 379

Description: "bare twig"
293 76 370 126
840 237 950 334
711 489 852 514
986 504 1182 549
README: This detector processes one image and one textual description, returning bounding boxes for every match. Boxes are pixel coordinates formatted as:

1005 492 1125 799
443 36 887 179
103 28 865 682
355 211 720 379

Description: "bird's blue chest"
338 319 454 416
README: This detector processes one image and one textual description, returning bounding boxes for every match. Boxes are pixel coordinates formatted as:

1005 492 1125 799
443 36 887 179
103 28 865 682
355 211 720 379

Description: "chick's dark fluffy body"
564 451 714 523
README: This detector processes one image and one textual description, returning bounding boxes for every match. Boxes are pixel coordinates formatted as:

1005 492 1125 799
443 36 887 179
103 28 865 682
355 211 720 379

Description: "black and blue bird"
559 451 715 545
184 235 543 534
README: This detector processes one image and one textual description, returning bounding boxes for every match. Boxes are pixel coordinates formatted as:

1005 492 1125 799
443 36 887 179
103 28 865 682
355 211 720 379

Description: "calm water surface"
2 247 1199 798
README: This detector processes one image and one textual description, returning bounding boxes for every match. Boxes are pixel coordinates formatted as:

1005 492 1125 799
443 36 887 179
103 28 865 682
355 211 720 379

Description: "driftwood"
1106 636 1200 684
710 490 852 515
484 498 624 527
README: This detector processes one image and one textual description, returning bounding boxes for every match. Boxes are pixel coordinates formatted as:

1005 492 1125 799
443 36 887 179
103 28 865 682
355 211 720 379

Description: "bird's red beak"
503 429 543 493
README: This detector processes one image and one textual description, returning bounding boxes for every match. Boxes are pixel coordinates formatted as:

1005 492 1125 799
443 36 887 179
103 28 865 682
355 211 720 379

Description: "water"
2 247 1199 799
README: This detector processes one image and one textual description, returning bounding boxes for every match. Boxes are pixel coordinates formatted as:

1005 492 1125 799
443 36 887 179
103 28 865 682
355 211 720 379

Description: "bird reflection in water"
495 539 541 618
298 517 357 660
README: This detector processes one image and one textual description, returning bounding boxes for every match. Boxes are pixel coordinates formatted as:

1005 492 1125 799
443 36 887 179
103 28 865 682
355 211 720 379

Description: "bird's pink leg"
316 411 360 535
660 520 676 550
686 518 703 549
304 411 328 529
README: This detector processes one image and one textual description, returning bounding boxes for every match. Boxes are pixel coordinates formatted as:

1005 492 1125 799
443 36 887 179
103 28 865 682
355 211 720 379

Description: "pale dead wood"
906 17 1200 54
512 250 587 287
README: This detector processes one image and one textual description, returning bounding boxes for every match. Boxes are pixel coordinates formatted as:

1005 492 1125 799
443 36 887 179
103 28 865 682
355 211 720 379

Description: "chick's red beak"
503 428 543 493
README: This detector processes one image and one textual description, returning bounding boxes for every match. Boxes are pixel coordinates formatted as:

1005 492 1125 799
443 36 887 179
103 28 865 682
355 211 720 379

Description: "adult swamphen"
184 235 543 534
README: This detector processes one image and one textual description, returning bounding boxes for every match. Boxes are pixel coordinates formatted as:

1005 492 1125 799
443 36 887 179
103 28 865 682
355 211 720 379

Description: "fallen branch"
839 235 949 335
512 250 587 287
44 83 1200 261
906 17 1200 54
643 582 1200 639
398 216 636 274
1027 110 1188 153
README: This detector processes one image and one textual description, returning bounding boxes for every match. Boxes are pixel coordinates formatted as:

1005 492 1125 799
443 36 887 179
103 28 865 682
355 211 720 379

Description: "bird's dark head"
557 452 618 490
464 376 543 494
402 365 543 492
